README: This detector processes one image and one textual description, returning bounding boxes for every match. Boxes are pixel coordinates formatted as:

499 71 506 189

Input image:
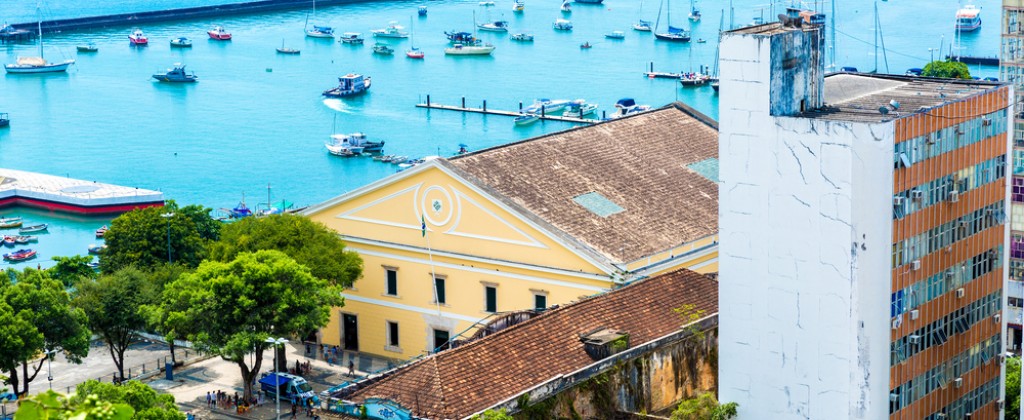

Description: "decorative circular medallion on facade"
420 185 454 227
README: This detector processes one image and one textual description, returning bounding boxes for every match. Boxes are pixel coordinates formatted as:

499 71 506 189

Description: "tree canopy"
921 60 971 79
207 214 362 287
1008 356 1020 420
101 202 220 272
70 380 184 420
74 267 158 381
671 393 738 420
14 390 134 420
156 250 344 400
1 269 90 396
48 256 98 289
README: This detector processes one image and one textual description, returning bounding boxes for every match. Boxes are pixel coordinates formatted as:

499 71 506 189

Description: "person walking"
348 360 355 376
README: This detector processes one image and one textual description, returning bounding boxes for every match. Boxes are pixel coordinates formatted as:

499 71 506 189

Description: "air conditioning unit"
954 377 963 388
889 393 899 402
955 125 964 135
946 246 953 254
998 399 1005 410
910 309 920 320
926 133 936 144
946 268 957 279
894 195 905 206
994 314 1001 323
949 190 960 202
911 259 921 271
965 412 972 419
909 334 921 345
910 189 924 201
956 288 965 298
892 315 903 329
982 117 992 126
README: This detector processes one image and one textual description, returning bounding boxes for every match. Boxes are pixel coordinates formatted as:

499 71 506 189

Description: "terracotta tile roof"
447 103 719 264
345 269 719 418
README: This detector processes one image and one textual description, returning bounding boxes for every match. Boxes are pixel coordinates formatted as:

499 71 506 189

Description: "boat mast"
829 0 835 69
873 0 878 73
37 2 43 59
655 0 664 31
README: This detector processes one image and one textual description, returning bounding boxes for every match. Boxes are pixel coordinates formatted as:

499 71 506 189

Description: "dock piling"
483 100 487 112
602 111 607 120
519 102 523 111
427 95 431 107
541 105 546 117
462 97 466 108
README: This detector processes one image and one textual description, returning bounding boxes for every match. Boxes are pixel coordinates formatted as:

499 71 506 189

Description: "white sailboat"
4 4 74 74
653 0 691 42
634 0 652 31
305 0 335 38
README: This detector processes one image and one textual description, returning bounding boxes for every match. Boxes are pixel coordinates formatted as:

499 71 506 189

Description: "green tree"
14 389 134 420
208 214 362 287
140 264 191 366
70 380 184 420
921 60 971 79
49 255 98 289
671 393 738 420
1008 357 1021 420
0 301 42 397
469 409 514 420
101 202 220 272
0 269 91 396
157 250 344 401
74 268 157 381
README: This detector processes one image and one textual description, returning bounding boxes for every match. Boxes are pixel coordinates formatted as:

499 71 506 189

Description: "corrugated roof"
345 268 719 418
447 103 718 264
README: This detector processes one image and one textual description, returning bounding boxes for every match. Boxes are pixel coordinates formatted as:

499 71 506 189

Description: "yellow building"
303 103 719 360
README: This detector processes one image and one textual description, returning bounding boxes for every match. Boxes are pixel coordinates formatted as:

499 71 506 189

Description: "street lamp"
927 47 937 63
265 337 288 420
45 349 58 390
160 212 175 264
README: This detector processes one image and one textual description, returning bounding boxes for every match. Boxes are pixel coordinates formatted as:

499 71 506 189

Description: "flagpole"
422 216 443 321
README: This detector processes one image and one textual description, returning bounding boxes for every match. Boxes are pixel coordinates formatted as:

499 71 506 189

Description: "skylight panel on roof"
687 158 719 183
573 192 625 218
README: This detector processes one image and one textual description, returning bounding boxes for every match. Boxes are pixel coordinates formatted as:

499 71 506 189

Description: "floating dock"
0 169 164 215
416 96 602 124
946 55 999 66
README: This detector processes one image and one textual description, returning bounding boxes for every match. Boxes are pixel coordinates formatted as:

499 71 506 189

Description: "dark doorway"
432 329 450 352
342 314 359 351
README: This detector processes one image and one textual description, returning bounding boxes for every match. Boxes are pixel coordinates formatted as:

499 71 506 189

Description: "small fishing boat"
95 225 108 238
513 0 525 12
76 43 98 52
339 32 365 44
562 99 598 117
372 43 395 55
560 1 572 13
3 248 37 262
444 43 496 55
695 38 706 43
325 142 363 157
553 19 573 30
510 33 534 42
19 224 48 233
208 26 232 40
479 1 496 6
478 20 510 32
2 236 14 247
14 236 37 244
129 28 148 45
611 98 651 118
418 6 428 16
372 22 409 38
152 63 198 83
0 218 23 229
322 73 372 97
679 72 712 86
524 99 570 114
330 132 385 153
580 41 592 49
955 4 982 32
170 37 193 48
456 144 470 155
306 25 335 38
277 39 300 54
389 156 409 164
87 244 107 254
513 113 540 126
605 31 625 39
0 113 8 128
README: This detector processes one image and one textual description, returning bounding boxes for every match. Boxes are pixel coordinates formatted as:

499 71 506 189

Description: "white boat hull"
306 31 335 38
4 60 73 73
444 46 495 55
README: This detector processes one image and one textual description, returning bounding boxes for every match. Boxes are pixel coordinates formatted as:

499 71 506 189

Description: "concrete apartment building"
718 20 1011 420
1000 0 1024 353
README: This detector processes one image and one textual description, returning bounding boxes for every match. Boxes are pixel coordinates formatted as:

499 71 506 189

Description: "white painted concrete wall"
718 28 891 420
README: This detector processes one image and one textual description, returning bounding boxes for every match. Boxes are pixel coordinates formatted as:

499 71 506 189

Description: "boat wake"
322 99 354 113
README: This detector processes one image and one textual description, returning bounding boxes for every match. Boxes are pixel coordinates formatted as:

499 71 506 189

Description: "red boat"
208 26 232 40
129 29 148 45
406 47 425 59
3 248 37 262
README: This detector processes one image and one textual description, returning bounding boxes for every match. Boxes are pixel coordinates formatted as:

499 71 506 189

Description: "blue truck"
259 372 319 406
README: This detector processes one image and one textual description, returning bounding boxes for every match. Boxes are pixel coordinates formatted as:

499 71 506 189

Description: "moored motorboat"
330 133 385 153
553 19 573 30
524 99 570 114
510 33 534 42
152 63 198 83
955 4 982 32
0 217 22 229
208 26 232 40
605 31 626 39
87 244 107 254
372 22 409 38
129 28 148 45
95 225 108 238
2 236 14 247
322 73 371 97
478 20 509 32
372 43 395 55
3 248 37 262
513 113 540 126
14 236 37 244
0 113 8 128
513 0 525 12
562 99 598 117
611 98 651 118
170 37 193 48
419 6 428 16
679 71 712 86
561 1 572 13
76 43 98 52
340 32 365 44
19 223 48 233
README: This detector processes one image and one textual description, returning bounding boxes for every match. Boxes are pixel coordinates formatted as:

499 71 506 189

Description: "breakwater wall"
9 0 379 34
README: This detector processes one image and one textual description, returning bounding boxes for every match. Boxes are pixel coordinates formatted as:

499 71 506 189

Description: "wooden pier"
416 96 603 124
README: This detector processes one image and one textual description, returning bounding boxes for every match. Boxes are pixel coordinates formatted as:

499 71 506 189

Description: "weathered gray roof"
447 103 718 264
802 73 1003 122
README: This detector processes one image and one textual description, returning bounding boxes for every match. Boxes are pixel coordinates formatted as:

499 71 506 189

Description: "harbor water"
0 0 1003 267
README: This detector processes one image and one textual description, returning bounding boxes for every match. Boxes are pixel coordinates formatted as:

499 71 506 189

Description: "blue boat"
445 31 478 44
418 6 428 16
322 73 372 97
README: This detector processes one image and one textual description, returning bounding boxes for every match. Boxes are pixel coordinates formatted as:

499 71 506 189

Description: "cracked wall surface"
718 27 892 420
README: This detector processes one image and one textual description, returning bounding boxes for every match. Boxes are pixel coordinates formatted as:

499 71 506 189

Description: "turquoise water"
0 0 1003 267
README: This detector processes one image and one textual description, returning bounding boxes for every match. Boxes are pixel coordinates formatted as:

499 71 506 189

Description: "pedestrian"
348 360 355 376
206 391 212 408
321 344 327 360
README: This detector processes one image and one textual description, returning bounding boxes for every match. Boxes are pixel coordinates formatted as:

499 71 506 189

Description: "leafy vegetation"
1008 356 1020 420
70 381 183 420
101 202 220 272
15 390 134 420
671 393 737 420
674 304 707 343
154 250 344 400
921 60 971 79
48 256 98 289
469 409 514 420
74 268 158 381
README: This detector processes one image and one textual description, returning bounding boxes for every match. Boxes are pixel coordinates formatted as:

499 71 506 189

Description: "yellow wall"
308 164 719 359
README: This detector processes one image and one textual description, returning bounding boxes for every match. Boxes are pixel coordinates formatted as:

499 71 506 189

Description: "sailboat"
634 0 652 31
305 0 335 38
277 39 300 54
406 17 424 58
688 0 701 22
654 0 691 42
445 11 495 55
4 4 74 74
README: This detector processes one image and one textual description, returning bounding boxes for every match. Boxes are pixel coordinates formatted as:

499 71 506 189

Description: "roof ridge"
430 356 449 417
